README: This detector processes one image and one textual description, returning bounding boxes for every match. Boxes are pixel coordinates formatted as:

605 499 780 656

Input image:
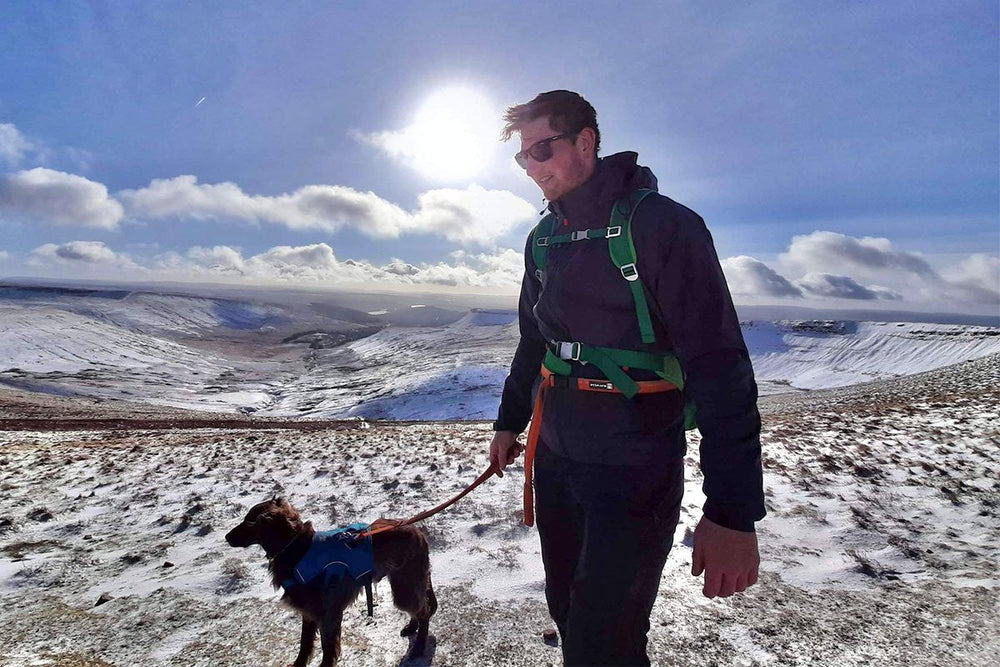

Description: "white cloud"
774 230 1000 310
0 123 33 167
118 176 535 246
411 186 535 244
153 243 523 290
780 230 937 279
795 272 902 301
0 168 124 229
721 255 802 298
0 250 9 262
940 254 1000 304
31 241 138 269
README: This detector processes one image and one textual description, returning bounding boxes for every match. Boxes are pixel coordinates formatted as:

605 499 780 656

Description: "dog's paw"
400 618 418 637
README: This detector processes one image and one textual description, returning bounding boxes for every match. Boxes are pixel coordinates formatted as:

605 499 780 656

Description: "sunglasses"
514 132 577 169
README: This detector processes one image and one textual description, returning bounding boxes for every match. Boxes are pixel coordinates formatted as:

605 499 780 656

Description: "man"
488 90 764 666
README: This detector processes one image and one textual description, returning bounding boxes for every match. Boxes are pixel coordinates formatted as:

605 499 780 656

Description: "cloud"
153 243 523 290
0 123 33 167
118 176 535 246
0 168 124 228
0 250 8 262
721 255 802 297
775 230 999 309
780 231 937 279
411 186 536 244
176 243 372 283
795 272 902 301
31 241 135 267
940 254 1000 304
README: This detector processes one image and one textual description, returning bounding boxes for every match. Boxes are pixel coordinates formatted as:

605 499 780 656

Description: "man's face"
517 116 595 202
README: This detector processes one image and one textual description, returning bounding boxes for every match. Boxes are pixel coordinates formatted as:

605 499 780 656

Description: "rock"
542 629 559 646
162 561 175 568
95 592 113 607
27 507 54 522
682 527 695 547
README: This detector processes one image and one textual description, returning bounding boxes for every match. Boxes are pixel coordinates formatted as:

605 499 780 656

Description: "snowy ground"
0 352 998 666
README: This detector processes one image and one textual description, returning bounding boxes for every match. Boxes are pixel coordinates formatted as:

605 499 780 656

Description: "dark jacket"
493 152 765 530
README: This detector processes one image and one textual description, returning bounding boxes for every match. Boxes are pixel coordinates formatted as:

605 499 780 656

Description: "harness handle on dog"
360 463 500 538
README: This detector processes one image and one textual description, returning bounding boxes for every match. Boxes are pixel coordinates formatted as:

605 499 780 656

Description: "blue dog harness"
280 523 375 612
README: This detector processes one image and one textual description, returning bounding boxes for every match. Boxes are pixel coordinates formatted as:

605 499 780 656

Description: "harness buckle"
571 230 589 241
620 263 639 281
555 341 582 361
536 236 549 247
606 225 622 238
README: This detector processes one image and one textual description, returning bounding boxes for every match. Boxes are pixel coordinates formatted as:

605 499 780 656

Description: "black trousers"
534 442 684 667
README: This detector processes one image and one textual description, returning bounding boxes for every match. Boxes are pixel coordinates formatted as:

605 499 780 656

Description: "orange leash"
361 463 499 537
522 379 548 527
521 366 680 527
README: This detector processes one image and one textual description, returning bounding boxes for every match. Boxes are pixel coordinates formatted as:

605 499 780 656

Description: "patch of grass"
0 539 63 559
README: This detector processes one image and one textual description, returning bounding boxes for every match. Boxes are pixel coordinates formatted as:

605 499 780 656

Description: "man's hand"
489 430 523 477
691 516 760 598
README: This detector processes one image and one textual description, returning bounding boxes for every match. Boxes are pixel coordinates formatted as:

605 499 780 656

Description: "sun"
402 87 499 182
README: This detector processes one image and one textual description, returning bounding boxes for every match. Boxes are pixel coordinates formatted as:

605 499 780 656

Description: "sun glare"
404 87 499 182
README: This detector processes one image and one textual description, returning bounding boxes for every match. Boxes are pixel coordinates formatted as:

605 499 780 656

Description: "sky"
0 1 997 316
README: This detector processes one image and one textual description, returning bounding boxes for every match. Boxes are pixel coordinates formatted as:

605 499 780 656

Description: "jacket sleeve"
493 235 547 433
641 200 765 531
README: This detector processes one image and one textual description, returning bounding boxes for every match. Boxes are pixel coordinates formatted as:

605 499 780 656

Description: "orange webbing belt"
521 365 679 527
360 464 499 538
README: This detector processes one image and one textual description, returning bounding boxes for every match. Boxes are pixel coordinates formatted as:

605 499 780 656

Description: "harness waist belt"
547 372 678 394
521 365 679 527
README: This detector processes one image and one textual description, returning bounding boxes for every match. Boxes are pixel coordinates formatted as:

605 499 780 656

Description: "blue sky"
0 2 997 315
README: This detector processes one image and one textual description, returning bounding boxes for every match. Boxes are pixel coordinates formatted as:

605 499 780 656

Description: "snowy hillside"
0 354 997 666
1 283 998 418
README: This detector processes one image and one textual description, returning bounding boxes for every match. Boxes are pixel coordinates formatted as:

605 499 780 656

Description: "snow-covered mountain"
1 283 998 418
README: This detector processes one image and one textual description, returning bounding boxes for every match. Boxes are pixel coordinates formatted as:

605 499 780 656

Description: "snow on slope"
1 286 999 420
262 310 519 419
746 320 1000 394
0 306 286 412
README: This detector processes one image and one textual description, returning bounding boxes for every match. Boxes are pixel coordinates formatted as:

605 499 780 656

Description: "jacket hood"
553 152 658 223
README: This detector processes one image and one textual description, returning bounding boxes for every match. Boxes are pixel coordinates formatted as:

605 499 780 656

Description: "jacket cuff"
703 502 757 533
491 420 523 434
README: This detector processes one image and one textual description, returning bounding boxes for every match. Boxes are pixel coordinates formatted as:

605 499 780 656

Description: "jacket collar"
550 152 657 228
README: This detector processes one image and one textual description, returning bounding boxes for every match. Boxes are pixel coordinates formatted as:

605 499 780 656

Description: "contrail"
194 97 206 108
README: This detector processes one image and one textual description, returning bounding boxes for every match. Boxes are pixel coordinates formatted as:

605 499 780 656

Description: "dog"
226 498 437 666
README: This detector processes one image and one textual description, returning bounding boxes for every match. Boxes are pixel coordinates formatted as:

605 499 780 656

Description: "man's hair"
501 90 600 154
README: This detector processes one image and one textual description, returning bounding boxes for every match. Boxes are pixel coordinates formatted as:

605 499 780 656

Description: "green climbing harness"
531 188 696 429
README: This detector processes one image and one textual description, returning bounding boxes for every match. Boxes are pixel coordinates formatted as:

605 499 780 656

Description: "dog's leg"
427 581 438 617
411 610 431 658
389 567 434 658
318 596 344 666
400 617 418 637
292 618 317 667
399 583 435 637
